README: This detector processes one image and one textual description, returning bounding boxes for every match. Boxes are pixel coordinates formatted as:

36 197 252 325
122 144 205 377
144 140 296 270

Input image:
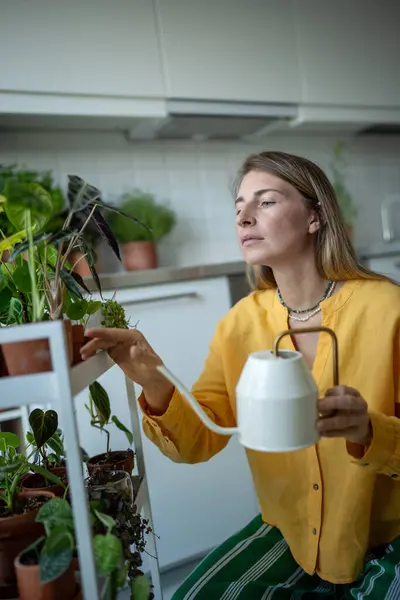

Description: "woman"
81 152 400 599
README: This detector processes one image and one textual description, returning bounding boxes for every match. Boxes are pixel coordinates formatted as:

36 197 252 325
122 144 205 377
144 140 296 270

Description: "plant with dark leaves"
1 175 147 321
86 381 133 457
25 408 66 471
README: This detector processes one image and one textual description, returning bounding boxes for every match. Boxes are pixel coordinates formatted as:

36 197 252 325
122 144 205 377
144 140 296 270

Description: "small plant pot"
21 473 66 499
0 346 8 379
14 553 76 600
69 251 99 278
122 241 157 271
71 324 85 365
87 449 134 475
0 490 54 598
88 470 133 502
2 321 73 376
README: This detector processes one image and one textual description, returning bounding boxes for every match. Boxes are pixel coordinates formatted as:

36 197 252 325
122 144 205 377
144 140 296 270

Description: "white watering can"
157 327 339 452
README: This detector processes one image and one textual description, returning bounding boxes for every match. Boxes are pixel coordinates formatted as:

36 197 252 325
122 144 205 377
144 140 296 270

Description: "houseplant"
0 431 60 598
330 141 358 240
108 190 176 271
100 295 130 329
1 174 145 374
86 381 134 474
22 409 68 497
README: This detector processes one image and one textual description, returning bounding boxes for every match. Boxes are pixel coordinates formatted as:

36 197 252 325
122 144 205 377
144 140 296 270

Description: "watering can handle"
272 326 339 386
156 365 239 436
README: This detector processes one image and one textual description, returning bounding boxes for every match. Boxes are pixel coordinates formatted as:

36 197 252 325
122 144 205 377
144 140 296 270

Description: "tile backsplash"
1 130 400 270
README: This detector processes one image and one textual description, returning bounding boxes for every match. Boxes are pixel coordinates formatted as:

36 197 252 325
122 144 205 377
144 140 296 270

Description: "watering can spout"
156 365 238 436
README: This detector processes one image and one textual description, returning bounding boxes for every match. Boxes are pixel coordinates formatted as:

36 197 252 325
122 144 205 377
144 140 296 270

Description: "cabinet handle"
123 292 199 307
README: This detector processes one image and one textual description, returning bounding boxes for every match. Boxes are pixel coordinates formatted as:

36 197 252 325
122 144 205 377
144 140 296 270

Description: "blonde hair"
235 151 391 290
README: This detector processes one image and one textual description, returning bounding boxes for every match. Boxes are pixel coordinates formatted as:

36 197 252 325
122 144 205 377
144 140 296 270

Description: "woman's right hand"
80 327 174 415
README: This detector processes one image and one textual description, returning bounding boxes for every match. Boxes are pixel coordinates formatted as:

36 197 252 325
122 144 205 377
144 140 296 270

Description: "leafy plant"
86 381 133 457
331 141 358 227
87 469 154 599
0 432 64 516
101 296 130 329
4 174 147 321
63 294 102 327
0 165 65 239
26 409 66 470
108 191 176 243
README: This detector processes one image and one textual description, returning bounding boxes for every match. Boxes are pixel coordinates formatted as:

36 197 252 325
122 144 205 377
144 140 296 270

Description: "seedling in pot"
86 380 133 461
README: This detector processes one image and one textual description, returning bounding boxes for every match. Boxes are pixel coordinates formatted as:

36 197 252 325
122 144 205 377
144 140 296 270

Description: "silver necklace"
277 281 336 322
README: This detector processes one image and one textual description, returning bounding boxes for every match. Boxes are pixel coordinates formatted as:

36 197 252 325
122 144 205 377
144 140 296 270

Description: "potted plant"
0 174 145 374
87 468 154 600
86 381 134 474
21 409 68 497
0 431 60 598
330 141 358 240
108 190 176 271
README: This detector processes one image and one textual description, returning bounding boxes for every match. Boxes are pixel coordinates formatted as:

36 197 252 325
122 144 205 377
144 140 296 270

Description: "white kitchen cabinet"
365 256 400 283
293 0 400 108
0 0 164 99
155 0 301 103
76 277 259 569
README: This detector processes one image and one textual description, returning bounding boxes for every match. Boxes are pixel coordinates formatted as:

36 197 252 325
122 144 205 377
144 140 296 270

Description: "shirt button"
312 528 317 535
361 463 369 467
313 484 319 491
391 474 398 479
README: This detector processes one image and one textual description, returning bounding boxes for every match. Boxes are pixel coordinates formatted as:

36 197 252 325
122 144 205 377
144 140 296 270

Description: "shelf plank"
0 408 21 423
70 352 114 397
0 352 114 409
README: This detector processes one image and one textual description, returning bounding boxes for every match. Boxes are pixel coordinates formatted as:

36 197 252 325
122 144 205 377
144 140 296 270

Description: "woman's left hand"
317 385 372 446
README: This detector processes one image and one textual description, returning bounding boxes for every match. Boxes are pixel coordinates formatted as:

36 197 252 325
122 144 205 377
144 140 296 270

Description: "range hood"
125 100 298 141
283 105 400 135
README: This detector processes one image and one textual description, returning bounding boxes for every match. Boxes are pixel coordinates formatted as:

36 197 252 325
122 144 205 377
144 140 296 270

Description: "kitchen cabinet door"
155 0 301 103
293 0 400 107
76 277 259 569
0 0 164 98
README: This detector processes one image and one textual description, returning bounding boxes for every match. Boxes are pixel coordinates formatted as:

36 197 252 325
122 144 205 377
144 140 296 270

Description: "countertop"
88 260 247 291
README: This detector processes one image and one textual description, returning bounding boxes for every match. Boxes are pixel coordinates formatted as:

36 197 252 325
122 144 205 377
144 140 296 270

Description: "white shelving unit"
0 320 162 600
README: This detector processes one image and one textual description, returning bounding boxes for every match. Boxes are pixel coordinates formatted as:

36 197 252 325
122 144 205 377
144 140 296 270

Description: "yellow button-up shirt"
140 279 400 583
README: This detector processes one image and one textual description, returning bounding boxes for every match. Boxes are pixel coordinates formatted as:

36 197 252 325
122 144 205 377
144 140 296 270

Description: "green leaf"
68 269 91 295
93 509 116 534
12 262 31 293
131 574 152 600
4 180 53 231
93 533 123 576
26 431 35 445
0 268 4 292
67 175 102 211
46 432 65 457
89 381 111 425
44 525 74 555
111 416 133 446
0 286 12 314
86 300 102 316
29 464 66 489
10 232 52 260
29 409 58 449
36 497 73 533
40 545 73 584
78 238 102 297
0 432 20 451
58 267 84 300
64 297 87 321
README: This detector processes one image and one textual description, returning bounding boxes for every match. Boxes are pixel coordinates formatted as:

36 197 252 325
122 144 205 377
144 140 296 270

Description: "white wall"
1 130 400 270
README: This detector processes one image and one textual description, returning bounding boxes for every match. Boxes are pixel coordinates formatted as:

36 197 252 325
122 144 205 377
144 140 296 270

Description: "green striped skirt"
172 516 400 599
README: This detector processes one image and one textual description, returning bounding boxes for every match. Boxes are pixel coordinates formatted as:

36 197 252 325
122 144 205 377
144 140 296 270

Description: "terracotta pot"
2 321 73 376
0 346 8 379
69 251 99 279
21 473 66 499
122 241 157 271
14 553 76 600
87 449 134 475
0 490 54 599
71 324 85 366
